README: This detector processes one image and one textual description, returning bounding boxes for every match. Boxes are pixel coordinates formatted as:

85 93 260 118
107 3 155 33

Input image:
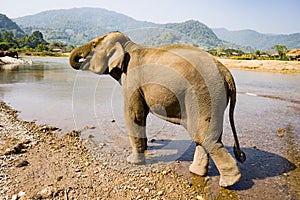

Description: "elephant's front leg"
124 93 149 165
189 144 209 176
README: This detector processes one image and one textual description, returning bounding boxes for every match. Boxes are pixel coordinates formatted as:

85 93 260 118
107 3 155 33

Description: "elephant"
0 50 18 59
5 50 18 59
69 31 246 187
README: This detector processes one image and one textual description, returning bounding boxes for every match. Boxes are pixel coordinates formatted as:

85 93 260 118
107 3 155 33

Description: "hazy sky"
1 0 299 34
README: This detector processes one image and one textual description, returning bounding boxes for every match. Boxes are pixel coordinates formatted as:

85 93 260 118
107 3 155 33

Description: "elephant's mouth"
70 53 91 70
78 58 86 63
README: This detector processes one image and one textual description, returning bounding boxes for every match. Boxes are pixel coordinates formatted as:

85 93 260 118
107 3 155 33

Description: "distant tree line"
208 44 290 60
0 30 74 56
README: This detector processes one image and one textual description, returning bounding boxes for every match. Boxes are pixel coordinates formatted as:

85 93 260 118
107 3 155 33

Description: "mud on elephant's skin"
69 31 246 187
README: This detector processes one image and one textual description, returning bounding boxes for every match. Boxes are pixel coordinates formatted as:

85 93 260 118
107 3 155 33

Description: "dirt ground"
1 101 234 200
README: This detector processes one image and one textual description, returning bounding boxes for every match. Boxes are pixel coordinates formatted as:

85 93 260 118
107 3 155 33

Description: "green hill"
0 14 25 38
13 7 229 49
213 28 300 50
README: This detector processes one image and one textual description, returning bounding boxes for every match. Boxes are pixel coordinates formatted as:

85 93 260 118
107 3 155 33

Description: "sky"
1 0 299 34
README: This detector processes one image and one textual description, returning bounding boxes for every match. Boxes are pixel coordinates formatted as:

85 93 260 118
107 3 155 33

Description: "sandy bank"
218 58 300 74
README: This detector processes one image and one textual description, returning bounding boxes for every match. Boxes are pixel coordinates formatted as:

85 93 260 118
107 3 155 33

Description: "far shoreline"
218 58 300 74
4 55 300 74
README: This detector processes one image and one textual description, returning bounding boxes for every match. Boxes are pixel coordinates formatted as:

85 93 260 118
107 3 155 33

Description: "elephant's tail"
228 74 246 163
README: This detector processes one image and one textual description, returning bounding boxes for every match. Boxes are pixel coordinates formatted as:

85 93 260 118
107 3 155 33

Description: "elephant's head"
69 32 131 79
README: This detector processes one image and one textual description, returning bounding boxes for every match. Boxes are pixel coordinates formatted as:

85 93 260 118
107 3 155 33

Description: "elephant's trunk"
69 43 92 70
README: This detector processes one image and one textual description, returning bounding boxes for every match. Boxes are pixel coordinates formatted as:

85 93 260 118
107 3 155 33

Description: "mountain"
213 28 300 50
13 7 229 49
0 14 25 38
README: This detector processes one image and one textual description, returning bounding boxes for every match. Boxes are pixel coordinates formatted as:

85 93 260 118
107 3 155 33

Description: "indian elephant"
3 50 18 59
69 32 246 187
0 50 4 57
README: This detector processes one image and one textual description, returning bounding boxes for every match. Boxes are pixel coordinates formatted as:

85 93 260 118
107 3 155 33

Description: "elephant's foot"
210 142 242 187
127 136 147 164
189 163 208 176
219 169 241 188
189 145 209 176
127 153 146 165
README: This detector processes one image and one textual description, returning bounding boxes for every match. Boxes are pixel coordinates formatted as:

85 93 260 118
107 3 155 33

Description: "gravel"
0 101 206 199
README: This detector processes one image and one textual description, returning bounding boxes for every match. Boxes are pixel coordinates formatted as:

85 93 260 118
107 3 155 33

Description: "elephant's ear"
108 42 125 73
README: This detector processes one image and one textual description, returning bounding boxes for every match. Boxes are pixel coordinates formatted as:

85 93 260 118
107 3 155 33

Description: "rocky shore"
0 101 213 200
0 57 32 64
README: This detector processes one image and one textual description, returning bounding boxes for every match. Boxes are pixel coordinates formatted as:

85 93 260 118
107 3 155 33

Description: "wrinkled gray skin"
69 32 246 187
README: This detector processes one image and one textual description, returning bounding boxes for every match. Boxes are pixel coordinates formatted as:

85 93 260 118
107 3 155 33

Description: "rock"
39 125 60 133
144 188 150 193
277 133 284 138
4 140 28 155
15 160 29 168
56 176 63 181
39 186 57 198
157 190 164 196
0 56 32 66
75 168 81 172
65 130 81 137
197 195 205 200
277 127 285 132
11 194 18 200
18 191 26 197
84 125 96 130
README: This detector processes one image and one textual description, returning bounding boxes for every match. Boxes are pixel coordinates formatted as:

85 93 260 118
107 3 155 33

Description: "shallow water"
0 58 299 199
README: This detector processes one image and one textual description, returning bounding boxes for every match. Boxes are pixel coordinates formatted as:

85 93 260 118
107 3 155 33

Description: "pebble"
15 160 29 168
197 195 204 200
39 186 57 198
82 175 88 178
277 133 284 138
11 194 18 200
144 188 150 193
18 191 26 197
75 168 81 172
157 190 164 196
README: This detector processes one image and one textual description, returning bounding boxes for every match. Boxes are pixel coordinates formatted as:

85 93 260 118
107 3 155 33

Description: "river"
0 58 299 199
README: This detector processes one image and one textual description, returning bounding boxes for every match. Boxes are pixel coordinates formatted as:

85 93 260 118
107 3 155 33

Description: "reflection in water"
190 174 239 200
0 64 45 84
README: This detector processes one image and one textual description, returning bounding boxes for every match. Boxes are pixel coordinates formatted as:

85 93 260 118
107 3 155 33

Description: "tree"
35 44 49 52
28 31 48 48
1 31 18 48
254 50 261 57
274 45 287 60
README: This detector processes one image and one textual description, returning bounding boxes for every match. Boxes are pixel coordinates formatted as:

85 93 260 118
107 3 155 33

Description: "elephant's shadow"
147 140 297 190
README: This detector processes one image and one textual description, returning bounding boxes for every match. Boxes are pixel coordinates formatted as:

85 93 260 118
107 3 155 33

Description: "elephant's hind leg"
210 142 241 187
189 145 209 176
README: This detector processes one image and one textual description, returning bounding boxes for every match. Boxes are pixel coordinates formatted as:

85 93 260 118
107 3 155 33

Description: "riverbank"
3 55 299 74
218 58 300 74
0 101 208 199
